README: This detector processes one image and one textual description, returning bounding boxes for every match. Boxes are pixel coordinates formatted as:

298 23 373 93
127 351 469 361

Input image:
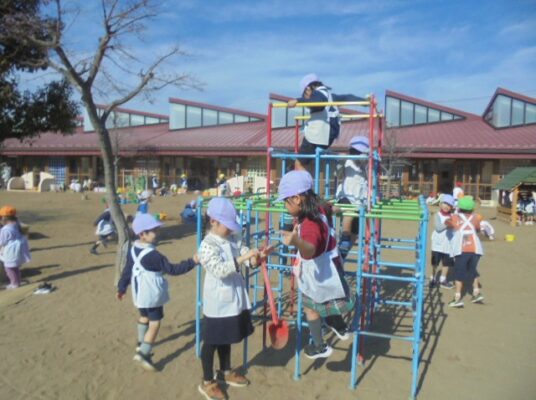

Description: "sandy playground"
0 191 535 400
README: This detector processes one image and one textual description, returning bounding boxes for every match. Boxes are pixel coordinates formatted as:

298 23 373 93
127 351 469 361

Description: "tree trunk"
84 97 130 285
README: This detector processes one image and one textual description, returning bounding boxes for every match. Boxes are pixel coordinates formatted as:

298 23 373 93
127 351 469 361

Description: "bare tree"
7 0 200 282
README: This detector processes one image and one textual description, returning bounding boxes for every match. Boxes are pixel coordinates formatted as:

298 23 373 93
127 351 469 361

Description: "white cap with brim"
276 170 314 202
207 197 241 232
350 136 370 153
132 213 163 235
300 73 319 93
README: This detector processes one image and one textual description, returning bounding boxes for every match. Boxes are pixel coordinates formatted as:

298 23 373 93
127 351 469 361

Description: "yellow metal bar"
273 101 370 108
341 113 383 119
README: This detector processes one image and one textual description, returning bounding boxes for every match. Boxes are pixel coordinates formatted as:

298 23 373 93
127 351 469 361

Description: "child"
0 206 31 289
90 203 115 255
197 197 261 400
137 190 151 215
445 196 485 308
520 192 535 225
480 220 495 240
278 171 354 359
180 174 188 194
180 200 197 224
288 73 367 171
216 173 230 197
116 213 197 371
335 136 369 260
429 194 455 289
452 181 464 207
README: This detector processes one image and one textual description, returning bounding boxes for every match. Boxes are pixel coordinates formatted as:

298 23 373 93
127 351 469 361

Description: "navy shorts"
453 253 480 282
298 138 328 165
139 306 164 321
431 251 454 267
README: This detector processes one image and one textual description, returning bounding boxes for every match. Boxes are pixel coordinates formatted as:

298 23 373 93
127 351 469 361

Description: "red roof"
2 88 534 158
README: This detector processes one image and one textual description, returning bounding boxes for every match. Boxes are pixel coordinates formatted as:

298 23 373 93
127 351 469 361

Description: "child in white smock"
116 213 197 371
0 206 31 289
197 197 262 400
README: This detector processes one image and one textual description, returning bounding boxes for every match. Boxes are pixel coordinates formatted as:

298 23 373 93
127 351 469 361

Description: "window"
234 114 249 123
428 109 440 122
512 100 524 126
170 103 186 129
287 107 303 126
131 114 145 126
203 109 218 126
400 101 414 126
272 107 287 128
441 112 453 121
386 97 400 127
527 103 536 124
186 106 202 128
415 105 427 124
487 94 536 128
145 116 161 125
492 95 511 128
385 95 464 127
219 112 233 124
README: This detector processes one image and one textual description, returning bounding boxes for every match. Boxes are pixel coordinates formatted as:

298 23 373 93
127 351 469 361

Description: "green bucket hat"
458 196 475 211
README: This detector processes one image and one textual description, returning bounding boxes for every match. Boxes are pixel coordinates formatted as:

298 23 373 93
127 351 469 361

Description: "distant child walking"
197 197 261 400
445 196 485 308
429 194 455 289
0 206 31 289
116 213 197 371
335 136 370 260
288 73 367 171
278 171 354 359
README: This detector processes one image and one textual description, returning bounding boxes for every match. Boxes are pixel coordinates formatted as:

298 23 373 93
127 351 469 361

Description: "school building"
1 88 535 203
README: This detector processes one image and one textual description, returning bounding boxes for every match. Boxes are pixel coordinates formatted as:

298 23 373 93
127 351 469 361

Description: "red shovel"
260 258 289 349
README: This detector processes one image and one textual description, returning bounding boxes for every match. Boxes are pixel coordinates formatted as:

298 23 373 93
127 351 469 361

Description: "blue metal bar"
314 146 321 194
358 330 416 342
380 299 413 308
195 196 203 357
350 206 366 389
376 244 416 251
243 200 253 368
376 260 416 269
380 237 417 243
362 272 417 283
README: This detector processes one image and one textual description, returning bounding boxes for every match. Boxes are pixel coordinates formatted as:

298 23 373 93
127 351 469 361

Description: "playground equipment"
194 94 429 399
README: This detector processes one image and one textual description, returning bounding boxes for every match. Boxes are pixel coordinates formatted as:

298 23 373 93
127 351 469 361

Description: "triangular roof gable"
494 166 536 190
482 87 536 119
386 90 478 119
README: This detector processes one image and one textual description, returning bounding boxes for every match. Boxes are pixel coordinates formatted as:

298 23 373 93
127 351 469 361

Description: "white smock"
202 234 251 318
450 214 483 257
295 214 345 303
303 86 338 146
130 246 169 308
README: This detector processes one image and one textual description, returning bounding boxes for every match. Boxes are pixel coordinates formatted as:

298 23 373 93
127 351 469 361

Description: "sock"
137 322 149 344
308 318 324 346
473 288 480 296
139 342 152 356
439 276 447 283
454 292 461 301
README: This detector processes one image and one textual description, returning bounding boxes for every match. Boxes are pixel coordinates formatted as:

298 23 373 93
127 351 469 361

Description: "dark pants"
201 343 231 381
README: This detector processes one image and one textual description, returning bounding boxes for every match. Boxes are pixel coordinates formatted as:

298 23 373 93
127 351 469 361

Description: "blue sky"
30 0 536 116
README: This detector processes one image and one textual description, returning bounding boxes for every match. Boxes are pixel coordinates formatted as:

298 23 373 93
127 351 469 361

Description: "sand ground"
0 191 535 400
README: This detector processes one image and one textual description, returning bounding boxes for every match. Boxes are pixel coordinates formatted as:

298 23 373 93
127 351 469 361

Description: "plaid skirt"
302 271 355 317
